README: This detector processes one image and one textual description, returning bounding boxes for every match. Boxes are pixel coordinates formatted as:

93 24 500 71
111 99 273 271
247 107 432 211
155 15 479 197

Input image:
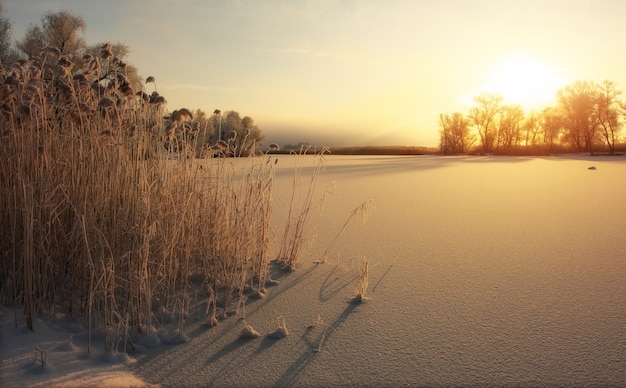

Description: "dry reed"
317 199 375 264
0 47 278 354
353 258 370 303
276 146 331 271
0 42 353 362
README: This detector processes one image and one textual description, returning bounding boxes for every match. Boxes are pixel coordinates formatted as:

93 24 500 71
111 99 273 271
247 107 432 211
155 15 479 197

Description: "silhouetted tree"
439 112 473 154
540 106 564 150
496 104 524 150
557 80 600 154
522 110 542 146
595 80 623 154
469 93 503 154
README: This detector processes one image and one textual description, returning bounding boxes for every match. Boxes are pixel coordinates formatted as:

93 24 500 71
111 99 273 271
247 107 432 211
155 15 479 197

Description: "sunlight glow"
483 54 569 109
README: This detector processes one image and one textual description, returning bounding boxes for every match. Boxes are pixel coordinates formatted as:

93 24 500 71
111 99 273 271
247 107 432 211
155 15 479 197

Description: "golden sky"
5 0 626 146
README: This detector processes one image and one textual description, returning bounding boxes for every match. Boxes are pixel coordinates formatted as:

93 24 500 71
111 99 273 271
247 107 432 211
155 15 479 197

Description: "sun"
483 54 568 109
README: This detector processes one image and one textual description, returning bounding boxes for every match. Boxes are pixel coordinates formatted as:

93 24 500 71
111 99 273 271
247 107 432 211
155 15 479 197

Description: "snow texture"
2 154 625 387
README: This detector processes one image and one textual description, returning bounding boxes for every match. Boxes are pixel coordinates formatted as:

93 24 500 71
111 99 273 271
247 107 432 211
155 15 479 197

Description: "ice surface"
2 154 625 387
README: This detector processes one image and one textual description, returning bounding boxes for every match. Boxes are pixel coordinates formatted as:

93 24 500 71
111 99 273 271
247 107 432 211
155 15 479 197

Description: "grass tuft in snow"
352 258 370 303
267 316 289 340
239 321 261 340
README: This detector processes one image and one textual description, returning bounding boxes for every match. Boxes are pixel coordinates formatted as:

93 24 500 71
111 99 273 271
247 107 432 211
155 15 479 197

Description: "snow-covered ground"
2 154 625 386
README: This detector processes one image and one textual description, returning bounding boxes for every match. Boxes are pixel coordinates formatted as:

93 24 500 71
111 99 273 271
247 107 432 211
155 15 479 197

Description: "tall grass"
0 48 277 353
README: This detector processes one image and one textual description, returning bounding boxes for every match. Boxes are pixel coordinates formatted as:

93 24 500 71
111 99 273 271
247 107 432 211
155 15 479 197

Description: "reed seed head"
98 96 115 109
170 108 193 122
40 46 61 57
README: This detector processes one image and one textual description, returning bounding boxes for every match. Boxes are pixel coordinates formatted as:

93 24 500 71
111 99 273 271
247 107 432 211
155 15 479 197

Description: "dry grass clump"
239 320 261 340
267 316 289 340
0 46 278 354
0 42 353 361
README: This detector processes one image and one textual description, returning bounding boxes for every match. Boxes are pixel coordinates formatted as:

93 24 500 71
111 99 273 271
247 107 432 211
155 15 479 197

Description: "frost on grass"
239 321 261 340
267 316 289 340
351 259 370 303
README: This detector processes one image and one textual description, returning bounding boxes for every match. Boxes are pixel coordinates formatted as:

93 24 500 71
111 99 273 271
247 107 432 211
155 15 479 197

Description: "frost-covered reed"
0 45 282 354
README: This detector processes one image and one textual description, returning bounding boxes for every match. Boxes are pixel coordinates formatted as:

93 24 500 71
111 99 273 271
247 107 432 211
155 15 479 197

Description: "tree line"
0 4 265 156
440 80 625 156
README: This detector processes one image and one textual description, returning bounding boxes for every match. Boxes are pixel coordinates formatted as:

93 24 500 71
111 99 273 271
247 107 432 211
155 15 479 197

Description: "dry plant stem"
307 314 336 352
22 183 34 332
33 346 48 366
315 332 326 353
318 199 375 264
277 147 330 270
354 258 370 303
309 314 324 328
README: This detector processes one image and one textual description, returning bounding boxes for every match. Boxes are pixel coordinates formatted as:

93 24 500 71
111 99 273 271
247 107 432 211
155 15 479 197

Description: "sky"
3 0 626 147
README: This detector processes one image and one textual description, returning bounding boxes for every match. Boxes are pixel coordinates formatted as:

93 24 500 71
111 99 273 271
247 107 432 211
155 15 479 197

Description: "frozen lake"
3 154 625 386
265 154 626 386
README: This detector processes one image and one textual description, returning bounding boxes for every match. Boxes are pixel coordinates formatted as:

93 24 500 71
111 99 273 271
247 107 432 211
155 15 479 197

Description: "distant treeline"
328 146 439 155
269 145 439 155
270 143 626 156
439 81 625 156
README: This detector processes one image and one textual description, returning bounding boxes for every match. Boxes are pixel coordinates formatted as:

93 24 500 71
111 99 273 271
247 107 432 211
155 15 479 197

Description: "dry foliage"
0 44 345 357
353 258 370 303
0 47 278 353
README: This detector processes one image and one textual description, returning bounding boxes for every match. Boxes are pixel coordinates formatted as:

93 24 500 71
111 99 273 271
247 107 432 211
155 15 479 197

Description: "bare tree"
0 2 19 66
439 112 474 154
557 80 600 155
522 110 542 146
496 104 524 151
17 10 86 60
540 106 564 150
595 80 623 154
469 93 503 154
